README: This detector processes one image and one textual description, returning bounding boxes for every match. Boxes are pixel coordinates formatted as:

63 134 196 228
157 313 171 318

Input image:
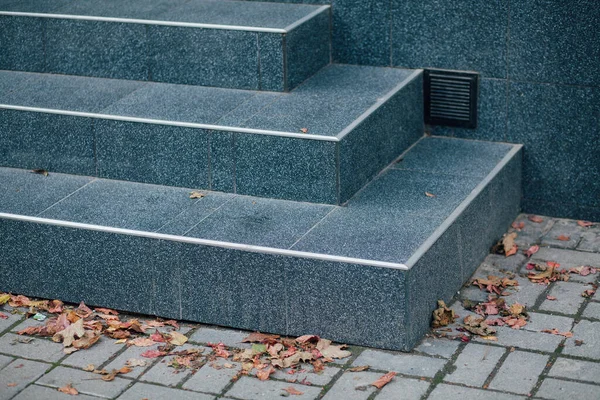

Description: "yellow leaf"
168 331 188 346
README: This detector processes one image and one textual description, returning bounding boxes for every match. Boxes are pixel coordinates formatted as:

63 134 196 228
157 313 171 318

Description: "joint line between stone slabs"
0 11 288 33
335 68 423 140
0 213 409 270
0 105 340 142
283 5 330 32
404 144 523 269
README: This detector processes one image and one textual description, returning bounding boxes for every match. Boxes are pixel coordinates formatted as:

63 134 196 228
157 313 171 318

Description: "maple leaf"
283 386 304 396
528 215 544 223
141 349 166 358
525 245 539 258
267 343 284 357
577 220 593 227
53 319 85 347
242 332 281 343
150 331 167 343
208 342 231 358
9 295 31 307
257 366 275 381
57 384 78 395
557 235 570 241
432 300 454 328
371 372 396 389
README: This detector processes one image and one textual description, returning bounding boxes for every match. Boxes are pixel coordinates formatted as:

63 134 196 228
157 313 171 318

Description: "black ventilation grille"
424 69 478 129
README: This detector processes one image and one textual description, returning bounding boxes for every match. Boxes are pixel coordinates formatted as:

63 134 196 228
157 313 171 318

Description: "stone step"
0 137 523 350
0 64 423 204
0 0 330 91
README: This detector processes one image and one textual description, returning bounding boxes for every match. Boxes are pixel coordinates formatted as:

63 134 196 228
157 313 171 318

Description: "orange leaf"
525 245 539 258
528 215 544 223
371 371 396 389
257 366 275 381
7 383 17 387
547 261 561 268
505 245 518 257
542 329 573 338
557 235 570 241
283 386 304 395
577 220 593 227
57 384 79 395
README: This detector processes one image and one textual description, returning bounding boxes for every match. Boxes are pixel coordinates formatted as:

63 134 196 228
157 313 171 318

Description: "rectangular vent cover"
424 69 478 129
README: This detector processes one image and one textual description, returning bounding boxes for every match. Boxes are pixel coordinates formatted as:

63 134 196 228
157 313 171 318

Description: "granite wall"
245 0 600 221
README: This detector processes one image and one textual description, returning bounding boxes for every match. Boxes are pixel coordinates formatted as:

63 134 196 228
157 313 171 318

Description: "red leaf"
557 235 570 241
525 245 540 258
547 261 561 268
577 220 593 227
528 215 544 223
150 332 166 343
546 296 557 301
526 263 536 270
0 313 8 320
371 372 396 389
141 349 166 358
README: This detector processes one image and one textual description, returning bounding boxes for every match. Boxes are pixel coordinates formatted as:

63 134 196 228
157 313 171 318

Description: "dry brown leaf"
189 191 205 199
528 215 544 223
296 335 319 344
371 372 396 389
557 235 570 241
462 315 496 336
242 332 281 343
542 329 573 338
432 300 455 328
128 337 155 347
283 386 304 396
582 289 596 298
525 245 540 258
57 384 78 395
502 232 518 257
546 296 557 301
316 339 351 359
53 319 85 347
349 365 370 372
480 336 498 341
76 302 93 318
125 358 147 368
94 307 118 315
83 364 95 372
257 366 275 381
168 331 188 346
425 191 436 198
577 220 593 227
73 331 101 350
6 383 17 387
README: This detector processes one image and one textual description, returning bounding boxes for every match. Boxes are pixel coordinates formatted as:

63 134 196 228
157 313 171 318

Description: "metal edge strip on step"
283 5 330 32
403 142 524 269
0 104 340 142
0 11 287 33
335 69 424 140
0 212 408 270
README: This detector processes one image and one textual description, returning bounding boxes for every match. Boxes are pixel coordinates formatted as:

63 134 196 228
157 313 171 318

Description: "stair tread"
0 0 325 30
0 65 416 137
0 137 519 266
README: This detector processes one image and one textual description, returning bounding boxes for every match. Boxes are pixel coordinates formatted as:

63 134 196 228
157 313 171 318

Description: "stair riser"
0 12 330 91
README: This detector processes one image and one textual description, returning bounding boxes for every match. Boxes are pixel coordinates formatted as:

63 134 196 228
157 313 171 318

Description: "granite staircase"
0 0 522 351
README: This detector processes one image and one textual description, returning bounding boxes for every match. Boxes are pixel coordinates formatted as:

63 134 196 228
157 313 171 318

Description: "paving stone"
321 371 380 400
0 359 52 400
582 301 600 320
539 282 587 315
0 308 24 333
12 384 100 400
62 335 125 369
459 285 489 302
536 377 600 400
270 364 340 386
563 320 600 359
523 312 574 333
376 376 430 400
541 219 583 249
509 214 555 248
444 343 505 387
578 227 600 253
548 357 600 384
189 327 251 349
10 316 46 333
416 337 461 358
473 326 563 353
524 247 600 283
225 376 322 399
0 333 64 362
37 366 131 399
482 253 528 274
508 275 547 307
103 343 159 378
428 383 524 400
118 382 214 400
140 344 209 387
0 354 14 371
351 350 446 378
182 357 239 394
488 350 549 395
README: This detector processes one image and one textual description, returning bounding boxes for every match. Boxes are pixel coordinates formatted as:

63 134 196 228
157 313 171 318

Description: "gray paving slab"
428 383 525 400
578 227 600 252
103 343 160 378
536 377 600 400
270 364 340 386
523 312 574 333
0 309 24 333
182 358 240 394
0 354 14 371
548 357 600 384
444 343 505 387
12 384 100 400
582 301 600 320
539 281 587 315
225 376 322 400
508 214 555 248
376 376 430 400
481 253 529 274
352 350 446 378
62 335 125 369
507 275 547 307
563 320 600 359
0 333 65 362
0 359 51 400
473 326 563 353
189 327 251 349
415 337 461 358
541 219 584 249
321 371 380 400
36 366 131 399
117 382 215 400
140 343 209 387
488 351 549 395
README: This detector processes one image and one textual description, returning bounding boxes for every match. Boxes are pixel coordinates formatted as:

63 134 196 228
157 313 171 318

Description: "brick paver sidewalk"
1 214 599 399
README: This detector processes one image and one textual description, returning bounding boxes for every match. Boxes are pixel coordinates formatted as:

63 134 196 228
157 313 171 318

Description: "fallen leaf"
283 386 304 396
525 245 540 258
371 371 396 389
53 319 85 347
6 383 17 387
432 300 455 328
300 128 308 133
296 335 319 344
208 342 231 358
569 266 597 276
189 191 205 199
511 221 525 230
546 296 557 301
83 364 95 372
502 232 518 257
542 329 573 338
0 313 8 319
31 169 49 176
57 384 78 395
48 300 64 313
577 220 593 228
349 365 370 372
0 293 10 305
125 359 147 368
462 315 496 336
128 337 155 347
425 192 436 198
94 307 118 315
242 332 281 343
316 339 351 359
557 235 570 241
582 289 596 298
168 331 188 346
72 331 101 350
575 340 584 346
257 366 275 381
141 349 167 358
75 302 93 318
528 215 544 223
480 336 498 341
